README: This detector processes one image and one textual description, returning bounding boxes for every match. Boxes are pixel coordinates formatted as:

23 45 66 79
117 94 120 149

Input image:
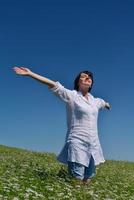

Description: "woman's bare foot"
71 178 83 188
82 178 92 185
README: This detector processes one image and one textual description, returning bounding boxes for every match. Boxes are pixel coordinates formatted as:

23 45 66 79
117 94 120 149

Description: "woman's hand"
13 67 31 76
105 102 111 110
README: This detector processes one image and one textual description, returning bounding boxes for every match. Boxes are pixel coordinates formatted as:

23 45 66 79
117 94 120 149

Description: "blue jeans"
68 155 96 180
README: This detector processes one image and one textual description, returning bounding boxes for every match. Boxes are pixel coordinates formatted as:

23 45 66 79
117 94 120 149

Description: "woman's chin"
80 85 90 91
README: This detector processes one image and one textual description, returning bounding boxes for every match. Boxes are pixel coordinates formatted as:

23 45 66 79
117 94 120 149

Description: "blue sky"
0 0 134 162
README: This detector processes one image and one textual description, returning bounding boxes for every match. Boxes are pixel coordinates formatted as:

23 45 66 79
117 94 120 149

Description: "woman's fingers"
13 67 22 74
105 102 111 110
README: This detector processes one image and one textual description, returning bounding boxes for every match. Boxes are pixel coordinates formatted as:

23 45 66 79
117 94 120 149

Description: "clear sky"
0 0 134 162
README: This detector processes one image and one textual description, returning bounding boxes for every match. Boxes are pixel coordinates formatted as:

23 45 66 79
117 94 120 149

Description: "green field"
0 145 134 200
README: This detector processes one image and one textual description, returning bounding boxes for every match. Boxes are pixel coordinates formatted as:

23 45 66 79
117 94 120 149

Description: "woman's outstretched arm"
13 67 56 88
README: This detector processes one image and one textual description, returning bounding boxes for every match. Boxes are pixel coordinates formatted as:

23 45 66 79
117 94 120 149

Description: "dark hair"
74 70 94 92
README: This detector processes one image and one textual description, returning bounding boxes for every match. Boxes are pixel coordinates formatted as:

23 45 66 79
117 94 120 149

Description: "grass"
0 144 134 200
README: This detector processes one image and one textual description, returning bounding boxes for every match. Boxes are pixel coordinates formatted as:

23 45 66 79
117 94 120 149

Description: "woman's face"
78 73 93 91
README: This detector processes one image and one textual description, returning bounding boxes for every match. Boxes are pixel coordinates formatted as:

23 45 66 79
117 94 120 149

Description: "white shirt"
50 82 106 167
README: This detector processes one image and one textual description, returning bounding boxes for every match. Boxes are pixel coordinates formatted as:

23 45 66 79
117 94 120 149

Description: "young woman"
13 67 111 184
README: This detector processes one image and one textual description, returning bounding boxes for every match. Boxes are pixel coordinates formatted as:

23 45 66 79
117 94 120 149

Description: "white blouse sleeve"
50 81 74 103
95 98 106 109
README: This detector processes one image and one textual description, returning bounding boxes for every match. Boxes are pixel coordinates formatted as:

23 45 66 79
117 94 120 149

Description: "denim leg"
68 162 85 180
84 155 96 179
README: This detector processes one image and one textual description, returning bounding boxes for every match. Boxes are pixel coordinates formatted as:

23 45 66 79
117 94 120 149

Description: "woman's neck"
79 89 89 97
